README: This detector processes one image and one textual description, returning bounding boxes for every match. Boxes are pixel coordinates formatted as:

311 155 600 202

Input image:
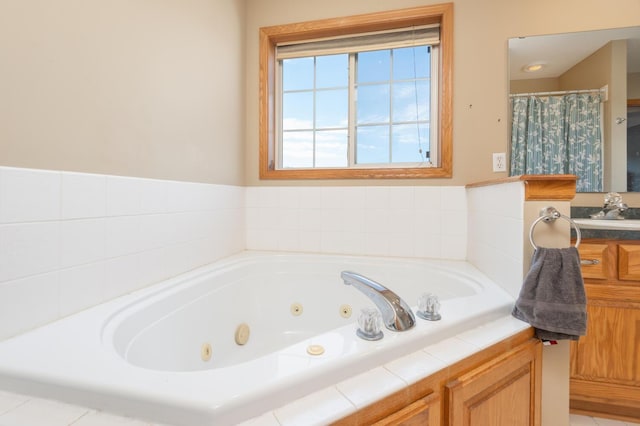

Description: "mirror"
509 27 640 192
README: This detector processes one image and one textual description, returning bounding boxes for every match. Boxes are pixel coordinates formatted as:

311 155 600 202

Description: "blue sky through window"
281 46 430 168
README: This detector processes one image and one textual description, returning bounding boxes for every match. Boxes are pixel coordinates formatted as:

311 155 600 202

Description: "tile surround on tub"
245 186 467 259
0 170 527 422
0 170 541 425
466 181 526 299
0 166 245 341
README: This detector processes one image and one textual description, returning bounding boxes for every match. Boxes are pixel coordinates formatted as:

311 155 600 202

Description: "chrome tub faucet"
341 271 416 332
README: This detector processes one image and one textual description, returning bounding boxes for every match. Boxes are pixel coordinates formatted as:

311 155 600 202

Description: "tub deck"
0 251 518 425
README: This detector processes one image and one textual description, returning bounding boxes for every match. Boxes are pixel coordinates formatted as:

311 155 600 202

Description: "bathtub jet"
341 271 416 333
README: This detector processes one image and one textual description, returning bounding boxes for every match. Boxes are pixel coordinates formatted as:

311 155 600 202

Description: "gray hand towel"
512 247 587 341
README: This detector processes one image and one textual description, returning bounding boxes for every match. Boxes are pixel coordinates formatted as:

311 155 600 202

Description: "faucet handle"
356 308 384 341
417 293 442 321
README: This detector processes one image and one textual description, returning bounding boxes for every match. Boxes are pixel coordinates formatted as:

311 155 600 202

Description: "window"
259 4 453 179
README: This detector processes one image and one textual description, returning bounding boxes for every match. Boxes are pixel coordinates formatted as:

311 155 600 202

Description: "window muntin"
279 39 437 170
259 4 453 179
276 31 439 169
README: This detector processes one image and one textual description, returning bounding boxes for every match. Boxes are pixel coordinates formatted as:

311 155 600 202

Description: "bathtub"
0 251 515 425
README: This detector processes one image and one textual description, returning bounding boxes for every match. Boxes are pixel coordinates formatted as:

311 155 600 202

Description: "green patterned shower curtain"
510 93 603 192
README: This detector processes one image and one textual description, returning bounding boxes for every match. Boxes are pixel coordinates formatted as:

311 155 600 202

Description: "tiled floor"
0 390 168 426
571 414 640 426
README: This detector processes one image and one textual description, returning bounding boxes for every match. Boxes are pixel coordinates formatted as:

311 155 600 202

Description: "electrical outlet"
492 153 506 172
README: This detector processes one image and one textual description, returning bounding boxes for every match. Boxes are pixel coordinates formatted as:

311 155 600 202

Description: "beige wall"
0 0 246 185
510 78 560 94
244 0 640 186
2 0 640 188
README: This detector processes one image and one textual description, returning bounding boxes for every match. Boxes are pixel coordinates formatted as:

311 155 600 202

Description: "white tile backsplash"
59 219 106 269
61 173 107 220
0 167 61 224
0 222 60 282
466 181 525 298
58 263 107 317
0 167 244 341
106 176 145 217
245 186 468 259
105 216 142 258
0 168 476 340
103 255 141 300
0 272 59 339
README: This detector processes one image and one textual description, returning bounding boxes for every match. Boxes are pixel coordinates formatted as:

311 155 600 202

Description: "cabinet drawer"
578 243 609 280
618 244 640 281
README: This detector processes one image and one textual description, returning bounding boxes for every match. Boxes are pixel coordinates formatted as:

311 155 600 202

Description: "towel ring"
529 206 581 250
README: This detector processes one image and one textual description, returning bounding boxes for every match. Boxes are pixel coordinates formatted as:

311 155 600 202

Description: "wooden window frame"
259 3 453 180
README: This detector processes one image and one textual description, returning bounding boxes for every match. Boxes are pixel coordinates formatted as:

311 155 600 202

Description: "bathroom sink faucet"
590 192 628 220
341 271 416 332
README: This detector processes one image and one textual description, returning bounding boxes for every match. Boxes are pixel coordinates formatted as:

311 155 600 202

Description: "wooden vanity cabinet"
334 331 541 426
445 339 541 426
571 239 640 422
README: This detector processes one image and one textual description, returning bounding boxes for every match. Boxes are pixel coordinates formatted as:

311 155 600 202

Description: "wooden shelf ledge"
466 174 577 201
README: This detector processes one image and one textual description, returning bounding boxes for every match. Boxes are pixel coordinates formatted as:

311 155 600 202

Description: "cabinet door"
578 243 609 280
618 244 640 282
571 300 640 384
445 340 541 426
373 392 440 426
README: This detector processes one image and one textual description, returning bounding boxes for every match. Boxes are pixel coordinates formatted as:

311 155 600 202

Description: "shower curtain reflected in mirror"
510 93 603 192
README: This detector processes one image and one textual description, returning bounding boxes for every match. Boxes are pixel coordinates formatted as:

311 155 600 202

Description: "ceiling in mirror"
510 27 640 81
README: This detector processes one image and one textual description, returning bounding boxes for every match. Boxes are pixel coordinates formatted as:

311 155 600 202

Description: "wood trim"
466 174 577 201
523 176 576 201
628 99 640 107
258 3 454 180
571 379 640 421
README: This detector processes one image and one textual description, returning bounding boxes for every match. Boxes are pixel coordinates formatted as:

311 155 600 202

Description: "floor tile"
0 398 88 426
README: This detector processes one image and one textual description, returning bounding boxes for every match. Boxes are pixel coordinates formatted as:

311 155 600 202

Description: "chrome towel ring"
529 206 581 250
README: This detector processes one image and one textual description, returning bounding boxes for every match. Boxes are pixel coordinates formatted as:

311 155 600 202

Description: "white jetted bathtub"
0 251 515 425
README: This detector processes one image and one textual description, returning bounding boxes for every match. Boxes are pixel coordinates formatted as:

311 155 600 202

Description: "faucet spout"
590 192 628 220
341 271 416 332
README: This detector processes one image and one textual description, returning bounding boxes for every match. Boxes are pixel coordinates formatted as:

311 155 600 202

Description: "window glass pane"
392 123 429 163
316 130 348 167
282 131 314 168
393 46 430 80
357 50 390 83
357 84 390 124
282 92 313 130
316 89 348 129
392 81 429 122
282 57 314 91
356 125 390 164
316 54 348 88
